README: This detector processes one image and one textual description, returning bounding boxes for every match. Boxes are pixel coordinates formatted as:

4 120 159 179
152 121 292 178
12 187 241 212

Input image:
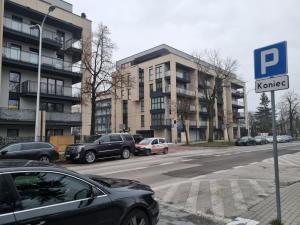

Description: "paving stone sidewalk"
242 182 300 225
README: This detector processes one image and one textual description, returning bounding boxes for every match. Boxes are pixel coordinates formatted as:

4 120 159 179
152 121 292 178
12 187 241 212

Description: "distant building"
0 0 91 138
96 44 248 142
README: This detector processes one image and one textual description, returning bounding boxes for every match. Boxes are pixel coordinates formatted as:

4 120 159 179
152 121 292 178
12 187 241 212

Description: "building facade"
96 45 248 142
0 0 92 138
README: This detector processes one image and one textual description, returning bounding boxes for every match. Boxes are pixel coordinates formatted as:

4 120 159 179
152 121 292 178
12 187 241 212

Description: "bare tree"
193 50 238 142
81 23 131 135
280 91 300 137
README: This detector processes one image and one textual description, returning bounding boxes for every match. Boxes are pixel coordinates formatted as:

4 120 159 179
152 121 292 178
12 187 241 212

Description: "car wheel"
84 151 96 164
145 149 151 156
39 155 50 163
163 148 168 154
121 148 131 159
121 209 150 225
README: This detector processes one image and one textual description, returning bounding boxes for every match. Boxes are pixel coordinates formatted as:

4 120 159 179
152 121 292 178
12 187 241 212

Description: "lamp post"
31 5 56 142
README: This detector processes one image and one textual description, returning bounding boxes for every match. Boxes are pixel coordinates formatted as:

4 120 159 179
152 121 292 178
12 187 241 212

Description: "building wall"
0 0 4 94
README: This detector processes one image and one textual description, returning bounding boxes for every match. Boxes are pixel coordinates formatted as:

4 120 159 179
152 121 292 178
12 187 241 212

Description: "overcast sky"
68 0 300 111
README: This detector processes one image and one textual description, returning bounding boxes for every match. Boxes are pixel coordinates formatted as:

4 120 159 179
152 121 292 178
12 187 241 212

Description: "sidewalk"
242 182 300 225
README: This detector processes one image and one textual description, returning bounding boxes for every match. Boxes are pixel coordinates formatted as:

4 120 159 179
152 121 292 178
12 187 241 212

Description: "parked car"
134 138 168 156
132 134 144 143
235 136 256 146
282 135 293 142
254 136 268 145
0 142 59 162
65 133 135 163
0 160 159 225
266 136 274 143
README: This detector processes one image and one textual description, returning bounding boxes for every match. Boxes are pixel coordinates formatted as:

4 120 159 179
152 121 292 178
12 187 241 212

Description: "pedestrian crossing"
262 152 300 167
154 179 275 218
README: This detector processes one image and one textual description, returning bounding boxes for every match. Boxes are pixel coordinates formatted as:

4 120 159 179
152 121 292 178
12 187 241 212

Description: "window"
152 139 158 145
139 86 144 98
9 71 21 92
41 102 64 112
46 129 63 136
159 139 165 143
100 135 110 142
12 15 22 31
139 69 144 83
21 143 39 150
123 134 134 141
151 97 164 110
10 44 21 60
140 99 144 112
149 84 153 94
110 134 122 142
151 113 165 126
2 144 21 152
128 89 131 100
149 68 153 80
141 115 145 127
156 81 162 92
57 30 65 44
7 129 19 137
8 99 19 110
0 176 12 214
12 172 94 210
155 66 162 79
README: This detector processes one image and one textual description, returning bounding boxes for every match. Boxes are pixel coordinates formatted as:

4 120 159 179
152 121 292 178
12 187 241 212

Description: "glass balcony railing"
176 87 196 96
189 105 196 111
199 121 207 127
64 38 82 50
232 100 244 106
3 47 81 73
4 17 61 43
200 107 207 113
189 120 197 126
231 89 244 96
21 81 81 98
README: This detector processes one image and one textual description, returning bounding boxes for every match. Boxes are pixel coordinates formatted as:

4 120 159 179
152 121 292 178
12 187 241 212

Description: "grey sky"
68 0 300 111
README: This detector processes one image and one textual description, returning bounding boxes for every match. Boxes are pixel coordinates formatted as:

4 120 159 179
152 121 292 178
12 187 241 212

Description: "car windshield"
139 139 152 145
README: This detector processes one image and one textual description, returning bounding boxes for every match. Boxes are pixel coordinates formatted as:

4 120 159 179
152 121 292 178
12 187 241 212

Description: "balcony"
2 47 82 83
199 121 207 128
0 108 81 126
190 105 196 112
150 119 172 129
198 80 212 88
199 107 208 115
63 38 82 63
21 81 81 104
232 100 244 108
164 70 190 82
231 89 244 98
3 17 62 49
189 120 197 128
176 87 196 97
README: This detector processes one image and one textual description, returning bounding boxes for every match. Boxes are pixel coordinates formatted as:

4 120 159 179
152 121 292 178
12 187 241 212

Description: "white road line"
162 184 180 203
249 162 258 165
210 180 225 217
185 180 201 212
181 159 194 162
230 180 247 211
248 180 268 197
213 170 228 174
215 155 222 157
233 165 245 169
278 158 299 167
159 162 175 166
82 166 148 176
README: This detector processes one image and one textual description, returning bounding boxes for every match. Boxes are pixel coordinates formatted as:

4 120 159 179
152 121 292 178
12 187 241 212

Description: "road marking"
162 184 179 203
230 180 247 211
185 180 201 212
86 166 148 176
181 159 194 162
213 170 228 174
215 155 222 157
248 180 268 197
159 162 175 166
233 165 245 169
278 158 299 167
249 162 258 165
210 180 225 217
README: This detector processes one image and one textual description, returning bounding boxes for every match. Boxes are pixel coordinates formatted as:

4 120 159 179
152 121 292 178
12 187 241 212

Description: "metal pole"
271 90 282 221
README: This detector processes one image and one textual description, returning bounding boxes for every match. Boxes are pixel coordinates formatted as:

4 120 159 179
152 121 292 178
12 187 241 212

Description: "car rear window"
110 134 122 142
123 134 134 141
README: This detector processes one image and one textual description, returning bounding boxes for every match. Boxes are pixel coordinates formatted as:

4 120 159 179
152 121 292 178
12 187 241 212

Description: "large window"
8 99 19 110
7 129 19 137
156 81 162 92
140 99 144 112
41 102 64 112
155 66 162 79
41 78 64 96
11 172 94 210
151 113 165 126
149 68 153 80
139 69 144 83
9 71 21 92
139 86 144 98
151 97 164 110
46 129 63 136
141 115 145 127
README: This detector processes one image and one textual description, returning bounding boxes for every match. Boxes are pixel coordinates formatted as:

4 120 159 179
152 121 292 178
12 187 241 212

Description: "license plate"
65 154 70 158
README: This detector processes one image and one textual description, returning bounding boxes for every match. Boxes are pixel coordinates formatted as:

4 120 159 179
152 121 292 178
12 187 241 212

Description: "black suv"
65 133 135 163
0 142 59 162
0 160 159 225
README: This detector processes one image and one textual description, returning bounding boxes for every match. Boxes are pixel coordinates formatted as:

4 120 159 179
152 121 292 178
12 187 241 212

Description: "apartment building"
0 0 92 138
96 44 248 143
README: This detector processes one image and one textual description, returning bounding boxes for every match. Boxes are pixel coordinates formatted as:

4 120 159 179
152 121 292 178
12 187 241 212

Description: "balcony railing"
200 107 207 113
232 100 244 107
3 47 81 73
190 105 196 111
64 38 82 50
231 89 244 96
189 120 197 126
4 17 61 44
21 81 81 98
151 119 172 127
0 108 81 123
199 121 207 127
176 87 196 96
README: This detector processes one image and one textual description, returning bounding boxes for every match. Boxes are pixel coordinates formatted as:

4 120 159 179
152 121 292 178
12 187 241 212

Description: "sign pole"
271 90 281 221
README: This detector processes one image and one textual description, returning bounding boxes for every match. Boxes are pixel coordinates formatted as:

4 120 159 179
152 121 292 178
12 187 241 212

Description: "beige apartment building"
0 0 91 139
97 45 248 143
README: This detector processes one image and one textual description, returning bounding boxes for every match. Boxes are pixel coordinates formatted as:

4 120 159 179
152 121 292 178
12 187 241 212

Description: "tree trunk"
207 102 214 142
184 127 189 144
289 112 293 137
90 91 96 135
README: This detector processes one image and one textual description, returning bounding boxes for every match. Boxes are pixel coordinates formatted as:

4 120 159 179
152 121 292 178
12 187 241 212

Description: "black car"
0 142 59 162
235 136 256 146
65 133 135 163
132 134 144 144
0 160 159 225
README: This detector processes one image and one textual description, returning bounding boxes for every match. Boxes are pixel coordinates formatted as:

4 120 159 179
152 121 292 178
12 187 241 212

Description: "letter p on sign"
254 41 287 79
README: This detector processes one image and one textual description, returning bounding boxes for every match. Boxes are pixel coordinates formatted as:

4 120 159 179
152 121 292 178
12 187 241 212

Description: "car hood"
86 175 153 192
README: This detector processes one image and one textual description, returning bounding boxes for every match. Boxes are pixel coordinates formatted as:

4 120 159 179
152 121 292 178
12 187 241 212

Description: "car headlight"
76 145 84 153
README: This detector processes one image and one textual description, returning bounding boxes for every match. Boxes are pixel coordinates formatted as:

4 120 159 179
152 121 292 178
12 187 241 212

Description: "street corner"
158 203 226 225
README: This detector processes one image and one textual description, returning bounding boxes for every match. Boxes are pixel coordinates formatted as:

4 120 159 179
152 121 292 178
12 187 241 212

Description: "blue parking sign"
254 41 287 79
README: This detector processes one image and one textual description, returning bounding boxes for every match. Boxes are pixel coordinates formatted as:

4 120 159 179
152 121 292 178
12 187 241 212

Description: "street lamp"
31 5 56 141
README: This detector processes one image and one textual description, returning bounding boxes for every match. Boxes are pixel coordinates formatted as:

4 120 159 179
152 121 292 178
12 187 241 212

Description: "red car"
134 138 168 156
